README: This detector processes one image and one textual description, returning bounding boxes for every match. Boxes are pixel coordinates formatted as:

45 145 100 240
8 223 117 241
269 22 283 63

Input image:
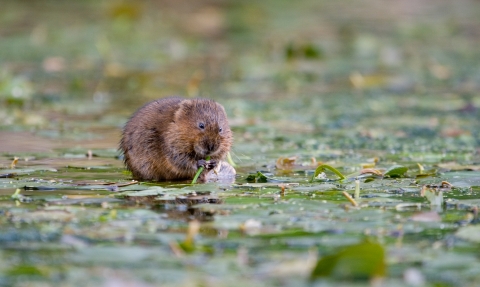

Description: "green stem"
354 179 360 199
191 156 211 184
11 188 21 199
226 152 236 167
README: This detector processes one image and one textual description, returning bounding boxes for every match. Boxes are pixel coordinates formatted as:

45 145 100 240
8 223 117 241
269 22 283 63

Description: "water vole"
120 97 234 182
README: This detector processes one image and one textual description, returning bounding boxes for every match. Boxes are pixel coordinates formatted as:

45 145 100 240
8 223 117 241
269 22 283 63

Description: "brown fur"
120 97 233 181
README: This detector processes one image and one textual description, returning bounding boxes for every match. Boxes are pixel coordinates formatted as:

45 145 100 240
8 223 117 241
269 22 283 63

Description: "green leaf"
246 171 268 183
384 165 408 178
311 164 346 182
302 43 323 59
7 265 45 276
310 240 386 281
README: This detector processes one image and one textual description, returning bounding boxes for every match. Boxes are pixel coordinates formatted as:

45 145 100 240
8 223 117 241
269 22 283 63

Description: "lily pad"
384 165 408 178
310 240 386 280
455 225 480 243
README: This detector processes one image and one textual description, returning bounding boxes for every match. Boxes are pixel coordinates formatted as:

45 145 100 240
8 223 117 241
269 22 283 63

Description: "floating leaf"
410 211 442 222
438 162 480 171
276 156 298 170
311 164 346 182
455 225 480 243
246 171 268 183
7 265 45 276
415 169 438 178
284 42 323 60
310 240 386 280
10 209 74 223
302 43 323 59
178 220 200 253
384 165 408 178
0 167 57 175
116 187 169 198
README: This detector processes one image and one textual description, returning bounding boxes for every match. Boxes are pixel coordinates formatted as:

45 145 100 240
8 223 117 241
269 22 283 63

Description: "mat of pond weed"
1 0 480 286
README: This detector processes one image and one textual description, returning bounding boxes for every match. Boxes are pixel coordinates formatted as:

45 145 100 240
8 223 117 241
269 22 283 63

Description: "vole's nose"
206 143 216 152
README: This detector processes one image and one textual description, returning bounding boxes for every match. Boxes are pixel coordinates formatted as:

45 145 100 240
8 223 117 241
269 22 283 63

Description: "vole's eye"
198 123 205 130
219 127 223 133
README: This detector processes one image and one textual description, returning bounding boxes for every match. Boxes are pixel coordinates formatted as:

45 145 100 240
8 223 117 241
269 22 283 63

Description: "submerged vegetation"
1 0 480 286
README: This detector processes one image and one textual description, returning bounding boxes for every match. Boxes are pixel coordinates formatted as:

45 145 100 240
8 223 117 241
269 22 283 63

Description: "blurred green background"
1 0 479 154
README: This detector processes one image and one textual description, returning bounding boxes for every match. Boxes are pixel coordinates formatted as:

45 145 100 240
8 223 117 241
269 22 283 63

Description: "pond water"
1 0 480 286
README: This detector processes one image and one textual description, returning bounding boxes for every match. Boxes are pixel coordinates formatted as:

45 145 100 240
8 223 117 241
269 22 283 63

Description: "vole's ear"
216 102 227 115
176 100 193 118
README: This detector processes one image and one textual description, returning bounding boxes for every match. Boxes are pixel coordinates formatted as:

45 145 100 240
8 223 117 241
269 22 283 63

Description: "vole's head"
171 98 232 159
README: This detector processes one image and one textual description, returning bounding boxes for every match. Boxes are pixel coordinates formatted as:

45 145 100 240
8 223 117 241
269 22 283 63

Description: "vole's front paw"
205 160 217 170
197 159 217 170
197 159 206 169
